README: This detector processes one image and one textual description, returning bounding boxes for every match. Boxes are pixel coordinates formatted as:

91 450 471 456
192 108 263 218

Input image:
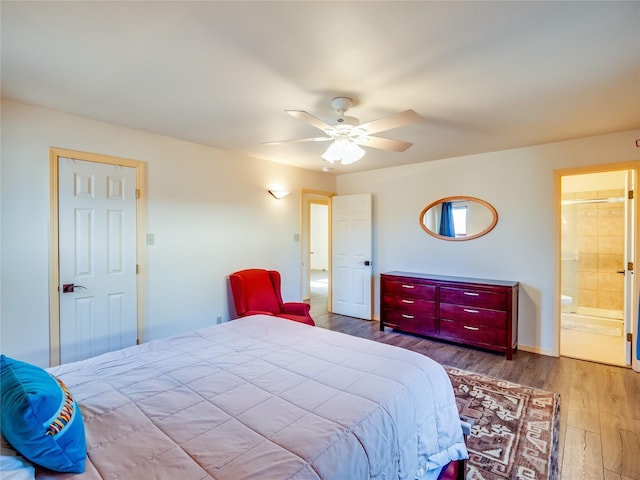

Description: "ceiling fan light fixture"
321 140 345 163
322 139 365 165
341 142 365 165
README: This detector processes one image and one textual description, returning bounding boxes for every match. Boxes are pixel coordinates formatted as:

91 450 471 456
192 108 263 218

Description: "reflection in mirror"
419 196 498 241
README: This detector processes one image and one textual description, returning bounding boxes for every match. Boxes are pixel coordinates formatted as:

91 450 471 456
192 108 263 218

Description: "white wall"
337 130 640 356
0 99 335 367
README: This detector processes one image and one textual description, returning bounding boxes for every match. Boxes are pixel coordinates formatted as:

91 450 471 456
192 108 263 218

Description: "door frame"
554 160 639 370
49 147 147 367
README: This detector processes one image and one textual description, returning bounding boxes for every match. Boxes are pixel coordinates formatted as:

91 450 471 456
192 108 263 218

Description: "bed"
3 315 468 480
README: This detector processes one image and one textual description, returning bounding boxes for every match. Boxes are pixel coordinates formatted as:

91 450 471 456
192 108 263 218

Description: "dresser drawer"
439 319 506 348
440 287 507 310
382 296 436 316
382 309 436 336
440 303 506 328
382 280 436 300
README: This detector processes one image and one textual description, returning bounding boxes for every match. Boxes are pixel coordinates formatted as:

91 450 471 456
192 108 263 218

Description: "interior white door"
58 158 138 363
331 193 372 319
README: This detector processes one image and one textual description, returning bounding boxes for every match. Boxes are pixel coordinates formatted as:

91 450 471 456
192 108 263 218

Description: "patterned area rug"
445 367 560 480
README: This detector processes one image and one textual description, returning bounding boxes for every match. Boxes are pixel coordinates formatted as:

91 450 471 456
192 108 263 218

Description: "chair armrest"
281 302 311 316
244 310 276 317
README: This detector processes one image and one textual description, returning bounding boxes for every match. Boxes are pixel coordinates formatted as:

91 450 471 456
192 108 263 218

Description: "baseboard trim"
518 344 557 357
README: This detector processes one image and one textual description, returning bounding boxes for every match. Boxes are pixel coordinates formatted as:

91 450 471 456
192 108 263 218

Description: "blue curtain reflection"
439 202 455 237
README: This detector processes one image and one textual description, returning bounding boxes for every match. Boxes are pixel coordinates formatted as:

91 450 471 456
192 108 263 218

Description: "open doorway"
301 190 334 317
309 201 329 314
559 168 635 366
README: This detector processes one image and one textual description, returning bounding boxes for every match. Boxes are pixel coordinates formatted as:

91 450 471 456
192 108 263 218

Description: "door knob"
62 284 87 293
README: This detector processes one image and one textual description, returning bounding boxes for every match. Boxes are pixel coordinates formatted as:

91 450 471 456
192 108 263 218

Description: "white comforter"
38 315 466 479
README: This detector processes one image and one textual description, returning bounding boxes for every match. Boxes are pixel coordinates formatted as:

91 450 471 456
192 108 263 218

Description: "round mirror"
419 196 498 241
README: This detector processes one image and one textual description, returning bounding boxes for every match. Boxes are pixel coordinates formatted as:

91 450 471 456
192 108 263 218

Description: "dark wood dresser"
380 272 519 359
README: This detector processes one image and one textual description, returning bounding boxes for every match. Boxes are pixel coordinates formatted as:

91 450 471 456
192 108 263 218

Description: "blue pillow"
0 355 86 473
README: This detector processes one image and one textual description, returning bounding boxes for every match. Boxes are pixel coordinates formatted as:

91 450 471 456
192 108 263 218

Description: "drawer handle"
463 292 480 296
463 308 479 314
463 325 480 331
401 299 415 304
402 314 415 319
401 284 415 289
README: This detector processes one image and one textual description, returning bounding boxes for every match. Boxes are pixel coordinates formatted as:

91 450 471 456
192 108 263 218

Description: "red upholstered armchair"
229 269 315 326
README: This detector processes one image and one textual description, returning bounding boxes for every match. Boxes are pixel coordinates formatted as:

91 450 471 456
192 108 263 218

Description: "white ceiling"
2 1 639 174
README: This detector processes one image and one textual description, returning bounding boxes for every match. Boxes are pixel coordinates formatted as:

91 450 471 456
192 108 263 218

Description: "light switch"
146 233 155 245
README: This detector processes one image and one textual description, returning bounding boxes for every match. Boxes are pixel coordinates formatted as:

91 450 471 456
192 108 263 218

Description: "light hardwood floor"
309 297 640 480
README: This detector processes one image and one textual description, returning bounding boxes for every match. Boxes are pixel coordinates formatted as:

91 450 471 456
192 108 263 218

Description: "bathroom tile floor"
561 327 627 366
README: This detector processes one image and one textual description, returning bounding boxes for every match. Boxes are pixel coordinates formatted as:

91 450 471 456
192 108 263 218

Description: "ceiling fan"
266 97 423 165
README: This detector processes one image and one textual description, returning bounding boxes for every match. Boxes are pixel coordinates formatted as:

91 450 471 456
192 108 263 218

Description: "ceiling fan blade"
263 136 332 145
358 136 413 152
358 109 423 135
286 110 334 132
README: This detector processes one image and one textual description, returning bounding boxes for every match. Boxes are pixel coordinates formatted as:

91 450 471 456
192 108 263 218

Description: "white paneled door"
331 194 372 319
58 158 138 363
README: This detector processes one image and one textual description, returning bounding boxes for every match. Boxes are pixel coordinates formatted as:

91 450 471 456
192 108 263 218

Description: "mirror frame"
419 195 498 241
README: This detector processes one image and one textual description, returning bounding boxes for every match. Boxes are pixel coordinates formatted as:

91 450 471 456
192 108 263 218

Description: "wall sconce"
268 190 289 199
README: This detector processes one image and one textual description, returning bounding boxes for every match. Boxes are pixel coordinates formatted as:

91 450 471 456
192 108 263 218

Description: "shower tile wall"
561 189 625 312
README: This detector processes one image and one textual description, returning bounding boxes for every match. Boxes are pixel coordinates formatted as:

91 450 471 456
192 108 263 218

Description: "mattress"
35 315 467 479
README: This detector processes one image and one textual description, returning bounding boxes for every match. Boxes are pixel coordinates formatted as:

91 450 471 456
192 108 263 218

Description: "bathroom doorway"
559 169 635 366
